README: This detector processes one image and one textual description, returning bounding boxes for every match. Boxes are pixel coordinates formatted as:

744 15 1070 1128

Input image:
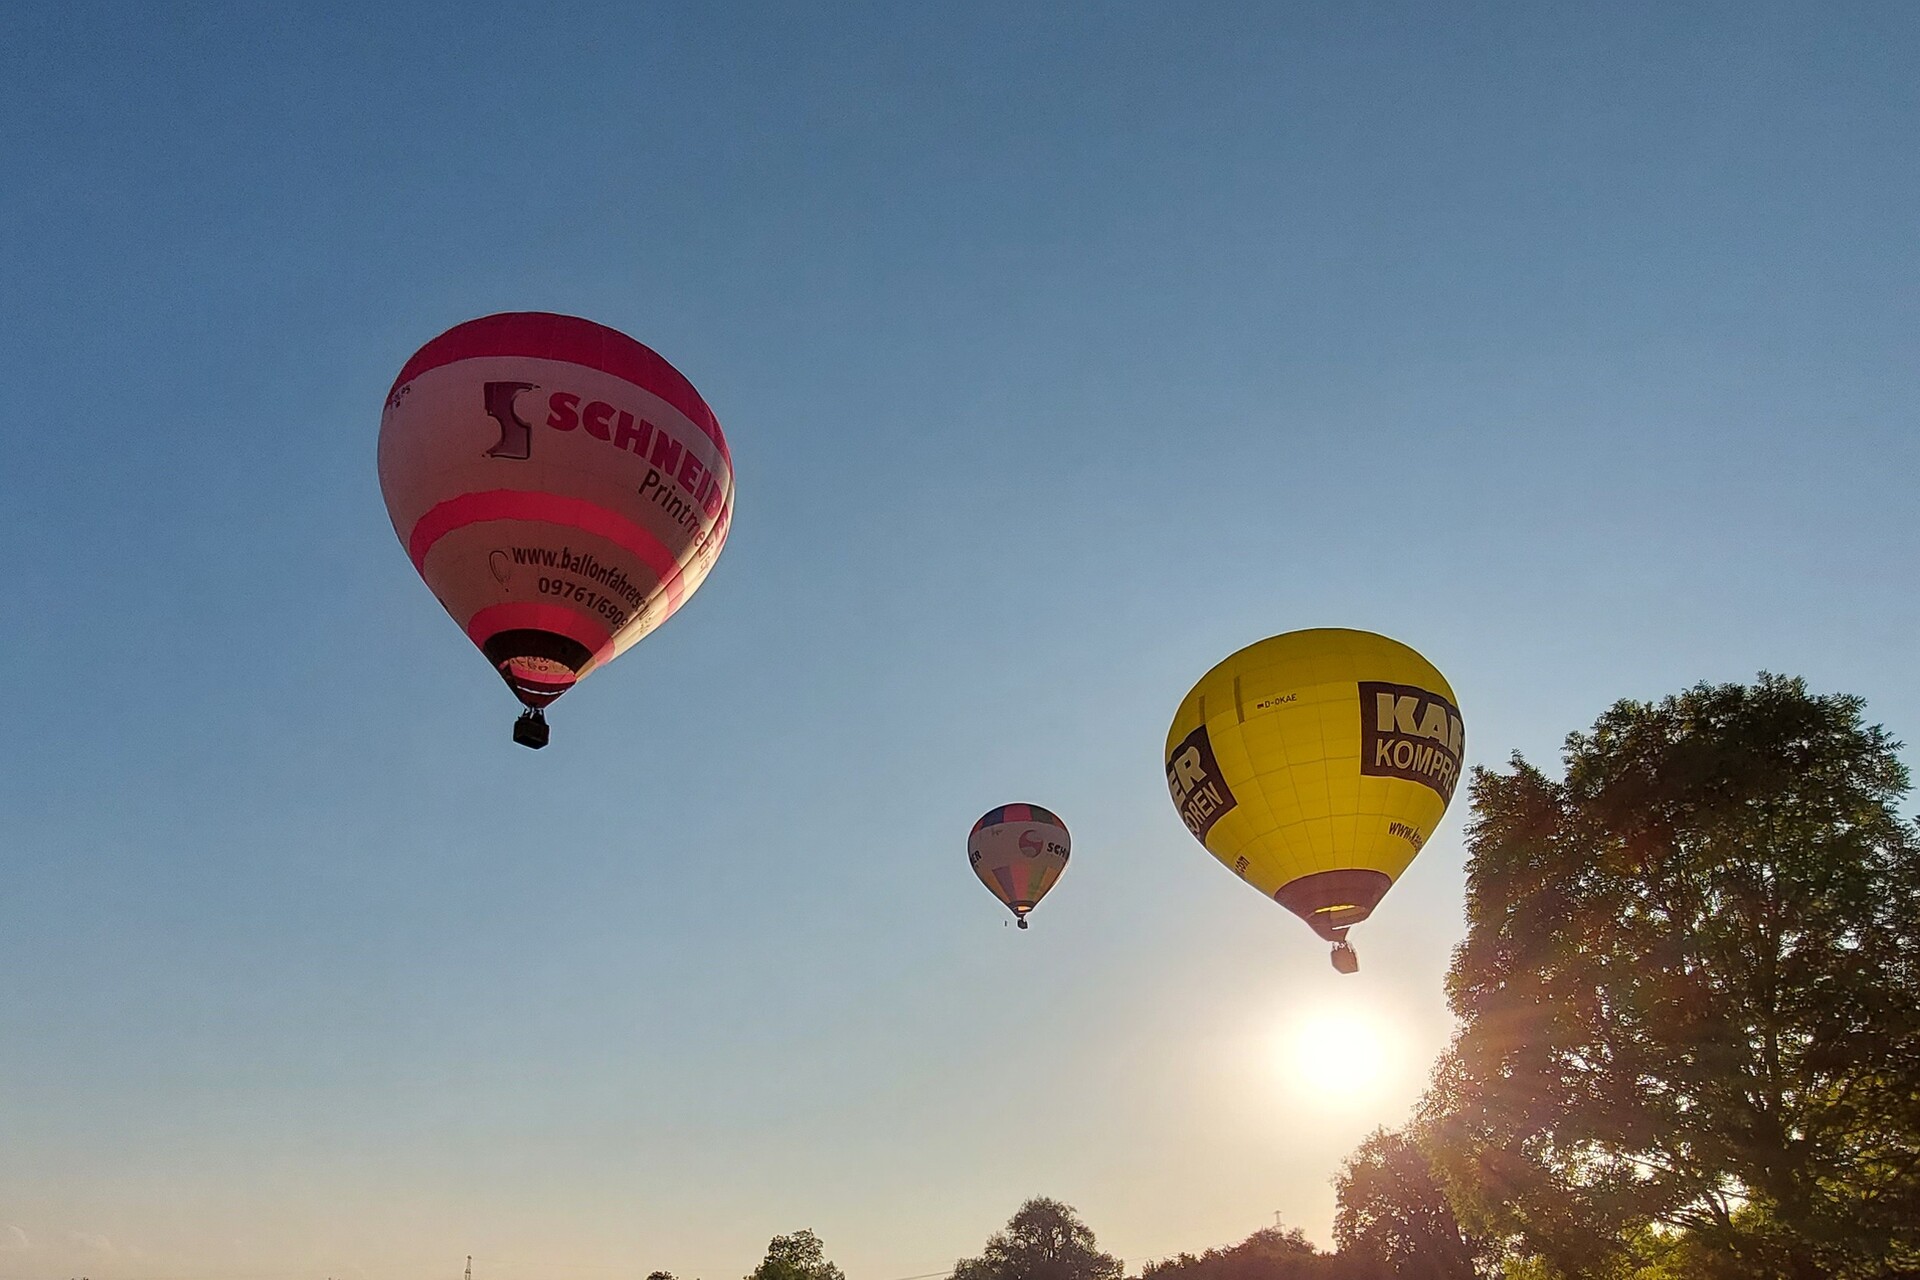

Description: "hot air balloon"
1165 629 1463 972
379 312 733 747
969 805 1070 929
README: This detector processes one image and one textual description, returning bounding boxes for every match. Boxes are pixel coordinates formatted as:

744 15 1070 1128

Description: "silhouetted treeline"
1143 1223 1383 1280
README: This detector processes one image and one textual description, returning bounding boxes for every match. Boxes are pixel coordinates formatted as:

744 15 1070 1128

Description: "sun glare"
1282 1006 1399 1102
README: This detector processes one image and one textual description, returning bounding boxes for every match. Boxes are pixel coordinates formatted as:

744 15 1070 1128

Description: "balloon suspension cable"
1330 939 1359 975
512 707 550 750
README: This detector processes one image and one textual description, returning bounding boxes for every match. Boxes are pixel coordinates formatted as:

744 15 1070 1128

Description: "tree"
1423 676 1920 1279
1333 1127 1487 1279
646 1272 678 1280
1142 1224 1360 1280
746 1230 844 1280
952 1198 1123 1280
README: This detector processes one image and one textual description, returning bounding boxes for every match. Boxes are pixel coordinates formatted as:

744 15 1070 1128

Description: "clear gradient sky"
4 4 1918 1279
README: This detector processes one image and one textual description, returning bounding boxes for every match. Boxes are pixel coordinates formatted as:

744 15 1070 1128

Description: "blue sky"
4 3 1918 1278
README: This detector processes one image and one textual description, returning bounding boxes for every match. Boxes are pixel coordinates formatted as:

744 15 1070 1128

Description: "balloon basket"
512 709 550 750
1017 918 1029 930
1330 940 1358 974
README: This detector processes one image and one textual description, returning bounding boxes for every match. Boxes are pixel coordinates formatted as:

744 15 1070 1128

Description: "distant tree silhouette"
1332 1128 1486 1279
646 1271 678 1280
746 1229 844 1280
951 1198 1122 1280
1144 1224 1385 1280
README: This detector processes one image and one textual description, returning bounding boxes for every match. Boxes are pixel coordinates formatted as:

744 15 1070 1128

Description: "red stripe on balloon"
389 311 731 466
466 603 617 667
1003 803 1033 823
407 490 687 610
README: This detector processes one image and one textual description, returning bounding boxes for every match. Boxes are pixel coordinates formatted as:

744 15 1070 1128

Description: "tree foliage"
746 1230 845 1280
1424 676 1920 1279
952 1198 1123 1280
1332 1127 1487 1279
1142 1224 1366 1280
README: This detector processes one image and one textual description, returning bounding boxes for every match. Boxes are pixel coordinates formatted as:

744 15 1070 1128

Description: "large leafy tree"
952 1198 1123 1280
1425 676 1920 1278
1332 1127 1487 1279
746 1230 845 1280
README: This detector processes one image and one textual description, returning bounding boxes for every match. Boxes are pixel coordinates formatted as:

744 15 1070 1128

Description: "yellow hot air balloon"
1165 629 1463 973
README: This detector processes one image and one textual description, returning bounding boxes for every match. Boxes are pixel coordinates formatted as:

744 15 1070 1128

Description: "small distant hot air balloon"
1165 629 1464 972
969 805 1070 929
379 313 733 747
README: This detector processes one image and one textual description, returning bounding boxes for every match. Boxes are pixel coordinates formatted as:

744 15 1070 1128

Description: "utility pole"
466 1256 473 1280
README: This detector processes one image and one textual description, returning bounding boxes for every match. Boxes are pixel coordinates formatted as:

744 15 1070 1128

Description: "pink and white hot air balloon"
968 804 1071 929
379 312 733 747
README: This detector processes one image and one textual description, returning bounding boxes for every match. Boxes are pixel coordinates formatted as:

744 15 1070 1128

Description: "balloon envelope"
379 312 733 714
1165 629 1463 943
969 804 1070 926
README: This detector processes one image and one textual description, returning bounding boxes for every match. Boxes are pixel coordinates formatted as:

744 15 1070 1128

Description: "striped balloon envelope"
968 804 1071 929
379 312 733 747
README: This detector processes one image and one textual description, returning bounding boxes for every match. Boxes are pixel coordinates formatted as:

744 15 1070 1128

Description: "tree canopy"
1332 1127 1485 1280
746 1229 845 1280
1423 675 1920 1278
952 1198 1124 1280
1142 1224 1355 1280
